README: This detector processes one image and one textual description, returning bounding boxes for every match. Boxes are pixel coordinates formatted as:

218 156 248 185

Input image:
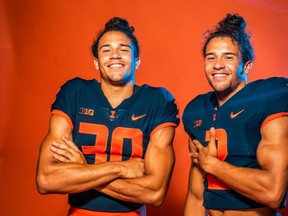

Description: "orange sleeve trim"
51 109 74 130
150 122 178 136
68 207 143 216
261 112 288 131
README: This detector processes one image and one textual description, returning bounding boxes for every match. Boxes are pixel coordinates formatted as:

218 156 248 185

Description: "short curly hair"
202 13 254 64
91 17 140 59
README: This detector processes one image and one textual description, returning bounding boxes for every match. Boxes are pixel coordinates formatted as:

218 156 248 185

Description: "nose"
110 49 121 59
213 58 225 70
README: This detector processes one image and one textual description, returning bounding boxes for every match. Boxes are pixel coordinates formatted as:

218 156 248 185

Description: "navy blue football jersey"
51 77 179 212
182 77 288 210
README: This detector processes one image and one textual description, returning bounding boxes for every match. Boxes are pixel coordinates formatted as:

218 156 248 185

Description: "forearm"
96 174 168 205
37 160 124 194
192 118 288 209
184 158 205 216
207 159 285 207
184 193 205 216
97 126 176 206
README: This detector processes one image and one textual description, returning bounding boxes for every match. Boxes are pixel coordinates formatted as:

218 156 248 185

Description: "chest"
185 99 267 159
70 94 155 163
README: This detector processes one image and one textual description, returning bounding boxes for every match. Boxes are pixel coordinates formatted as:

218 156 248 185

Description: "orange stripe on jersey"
68 207 145 216
51 109 74 130
150 122 178 136
261 112 288 131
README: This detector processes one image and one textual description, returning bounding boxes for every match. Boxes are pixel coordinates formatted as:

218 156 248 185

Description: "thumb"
208 127 217 154
209 127 216 140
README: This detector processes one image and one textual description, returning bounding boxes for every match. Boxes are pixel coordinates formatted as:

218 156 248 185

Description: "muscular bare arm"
184 139 206 216
193 117 288 209
36 114 144 194
94 126 176 206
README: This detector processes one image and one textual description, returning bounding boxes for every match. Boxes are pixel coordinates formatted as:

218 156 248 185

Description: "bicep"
144 126 176 188
258 117 288 190
38 114 72 166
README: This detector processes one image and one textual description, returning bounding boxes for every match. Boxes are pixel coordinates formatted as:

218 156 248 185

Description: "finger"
54 139 79 157
51 142 73 159
61 137 79 152
55 139 86 164
208 127 217 148
189 152 198 159
52 141 74 155
61 137 85 159
192 139 204 151
51 141 69 150
188 138 197 153
209 127 216 141
52 152 70 162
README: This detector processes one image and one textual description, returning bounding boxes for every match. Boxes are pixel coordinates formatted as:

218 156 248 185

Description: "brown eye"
206 56 215 61
225 56 234 60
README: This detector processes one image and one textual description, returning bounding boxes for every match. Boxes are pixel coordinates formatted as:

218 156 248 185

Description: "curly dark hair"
91 17 140 59
202 13 254 64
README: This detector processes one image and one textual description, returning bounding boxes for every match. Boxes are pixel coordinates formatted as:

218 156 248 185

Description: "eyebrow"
99 43 132 50
205 52 237 57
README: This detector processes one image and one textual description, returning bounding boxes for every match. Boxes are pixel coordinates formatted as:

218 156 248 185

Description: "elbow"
261 190 285 209
265 199 283 209
146 190 166 206
150 197 164 207
36 173 53 194
152 199 164 207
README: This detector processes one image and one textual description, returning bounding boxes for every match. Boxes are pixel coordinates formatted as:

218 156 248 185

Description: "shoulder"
184 92 213 111
182 92 213 124
138 84 176 102
249 77 287 91
60 77 99 92
247 77 288 101
62 77 98 87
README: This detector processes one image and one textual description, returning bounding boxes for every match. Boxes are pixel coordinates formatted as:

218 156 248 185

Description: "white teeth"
213 74 227 77
109 64 122 68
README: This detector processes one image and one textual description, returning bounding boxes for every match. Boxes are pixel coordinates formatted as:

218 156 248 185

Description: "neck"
216 85 245 107
101 81 134 108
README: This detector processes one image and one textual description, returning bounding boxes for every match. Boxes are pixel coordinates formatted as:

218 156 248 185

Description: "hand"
188 138 198 165
50 137 87 164
120 158 145 179
190 127 218 172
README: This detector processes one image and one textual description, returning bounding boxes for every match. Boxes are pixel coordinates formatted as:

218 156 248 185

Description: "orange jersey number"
205 128 230 190
79 122 143 163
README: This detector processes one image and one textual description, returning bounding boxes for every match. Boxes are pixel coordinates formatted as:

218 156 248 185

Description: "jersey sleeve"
261 77 288 130
51 77 83 129
150 87 180 135
182 94 205 140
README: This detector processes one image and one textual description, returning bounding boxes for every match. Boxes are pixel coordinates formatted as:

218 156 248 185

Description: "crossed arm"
36 114 145 194
95 125 176 205
186 116 288 214
36 114 176 205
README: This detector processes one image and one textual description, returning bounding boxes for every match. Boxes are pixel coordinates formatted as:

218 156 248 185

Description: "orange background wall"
0 0 287 215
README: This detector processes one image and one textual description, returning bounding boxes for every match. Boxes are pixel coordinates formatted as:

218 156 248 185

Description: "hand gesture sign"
189 127 218 172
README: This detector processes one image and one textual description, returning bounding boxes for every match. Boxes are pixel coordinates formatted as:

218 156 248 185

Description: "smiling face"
94 31 140 86
204 37 252 103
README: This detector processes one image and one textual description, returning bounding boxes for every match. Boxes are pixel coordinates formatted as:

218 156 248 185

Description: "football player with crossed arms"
183 13 288 216
36 17 179 216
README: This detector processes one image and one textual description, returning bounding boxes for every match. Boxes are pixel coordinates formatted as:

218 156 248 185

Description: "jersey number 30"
79 122 144 163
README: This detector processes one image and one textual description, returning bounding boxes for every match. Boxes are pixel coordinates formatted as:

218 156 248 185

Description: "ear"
94 58 99 70
243 60 253 75
135 58 141 69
